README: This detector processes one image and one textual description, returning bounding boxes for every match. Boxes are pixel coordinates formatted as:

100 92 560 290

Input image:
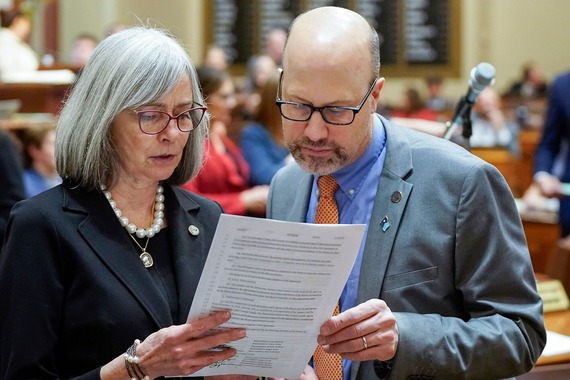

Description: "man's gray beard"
288 138 348 175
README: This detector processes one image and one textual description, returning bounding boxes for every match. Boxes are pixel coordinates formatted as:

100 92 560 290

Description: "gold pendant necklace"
129 233 153 268
102 186 162 269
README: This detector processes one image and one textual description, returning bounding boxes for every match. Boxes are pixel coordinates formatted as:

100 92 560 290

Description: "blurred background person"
505 61 549 99
469 87 519 154
70 33 98 67
18 125 61 197
265 27 287 67
0 8 39 81
240 73 291 186
242 27 286 108
106 21 125 36
241 54 277 120
530 69 570 237
0 129 25 248
425 75 453 114
202 44 228 71
377 86 447 138
181 66 268 216
391 87 438 121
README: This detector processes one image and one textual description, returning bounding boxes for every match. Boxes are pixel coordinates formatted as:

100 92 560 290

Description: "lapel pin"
391 191 403 203
188 225 200 236
381 215 390 232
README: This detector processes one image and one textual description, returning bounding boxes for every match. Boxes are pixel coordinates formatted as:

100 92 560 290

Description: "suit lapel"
357 119 414 305
164 187 211 324
64 186 172 329
290 174 313 222
274 165 314 222
350 119 413 380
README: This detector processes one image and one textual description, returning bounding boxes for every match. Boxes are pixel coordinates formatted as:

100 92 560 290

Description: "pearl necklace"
101 185 165 268
102 185 165 238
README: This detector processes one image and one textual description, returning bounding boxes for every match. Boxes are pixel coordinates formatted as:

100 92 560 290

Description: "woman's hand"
134 310 246 378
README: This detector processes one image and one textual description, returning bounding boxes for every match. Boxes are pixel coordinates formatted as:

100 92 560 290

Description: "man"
267 7 545 379
532 70 570 237
265 28 287 67
469 87 519 154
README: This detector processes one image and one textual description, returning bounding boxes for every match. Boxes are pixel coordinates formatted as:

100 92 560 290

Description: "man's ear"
370 77 385 113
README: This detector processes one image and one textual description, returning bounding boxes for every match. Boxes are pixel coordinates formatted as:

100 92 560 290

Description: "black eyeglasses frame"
275 70 377 126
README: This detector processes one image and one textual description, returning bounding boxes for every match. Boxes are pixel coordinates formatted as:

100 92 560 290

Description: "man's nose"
304 111 329 141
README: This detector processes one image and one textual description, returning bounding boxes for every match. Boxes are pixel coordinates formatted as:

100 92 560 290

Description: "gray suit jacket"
267 116 546 379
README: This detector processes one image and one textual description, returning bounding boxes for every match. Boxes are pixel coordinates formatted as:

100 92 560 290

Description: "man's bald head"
284 7 380 81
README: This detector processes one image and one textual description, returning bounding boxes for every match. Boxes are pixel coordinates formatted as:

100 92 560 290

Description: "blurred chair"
546 239 570 296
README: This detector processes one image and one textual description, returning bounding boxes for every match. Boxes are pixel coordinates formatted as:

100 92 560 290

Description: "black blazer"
0 182 222 379
0 130 25 248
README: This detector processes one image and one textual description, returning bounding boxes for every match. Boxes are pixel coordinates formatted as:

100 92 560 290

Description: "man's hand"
535 173 562 198
317 299 398 362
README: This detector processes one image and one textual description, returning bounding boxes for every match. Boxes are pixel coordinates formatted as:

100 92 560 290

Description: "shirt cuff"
533 171 552 182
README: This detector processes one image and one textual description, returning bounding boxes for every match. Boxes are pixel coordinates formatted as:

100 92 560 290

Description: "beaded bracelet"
124 339 150 380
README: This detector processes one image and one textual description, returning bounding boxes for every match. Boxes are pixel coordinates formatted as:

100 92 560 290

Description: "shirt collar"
330 115 385 200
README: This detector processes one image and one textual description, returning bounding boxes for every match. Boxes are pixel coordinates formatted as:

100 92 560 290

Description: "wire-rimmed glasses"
275 71 377 126
135 104 207 135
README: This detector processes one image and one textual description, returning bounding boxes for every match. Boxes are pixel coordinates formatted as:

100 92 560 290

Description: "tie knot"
318 175 339 198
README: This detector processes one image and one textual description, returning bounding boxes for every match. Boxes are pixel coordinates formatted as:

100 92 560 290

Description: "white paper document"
184 214 366 378
542 330 570 357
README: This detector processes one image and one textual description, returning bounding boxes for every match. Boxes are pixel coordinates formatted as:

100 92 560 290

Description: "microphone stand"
443 95 473 151
462 110 472 139
443 62 495 149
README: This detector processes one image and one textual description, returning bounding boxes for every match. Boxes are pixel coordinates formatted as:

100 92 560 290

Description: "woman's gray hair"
56 26 208 190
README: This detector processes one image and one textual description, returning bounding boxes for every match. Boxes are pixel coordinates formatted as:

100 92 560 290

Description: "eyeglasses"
134 104 207 135
275 70 377 126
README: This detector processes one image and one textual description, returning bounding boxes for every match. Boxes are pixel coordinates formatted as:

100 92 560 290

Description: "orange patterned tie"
313 175 343 379
314 175 339 224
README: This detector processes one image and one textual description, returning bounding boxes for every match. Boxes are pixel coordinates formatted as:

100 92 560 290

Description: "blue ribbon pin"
381 215 390 232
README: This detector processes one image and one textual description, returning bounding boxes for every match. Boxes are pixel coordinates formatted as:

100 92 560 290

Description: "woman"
240 73 291 185
0 27 253 380
181 66 268 216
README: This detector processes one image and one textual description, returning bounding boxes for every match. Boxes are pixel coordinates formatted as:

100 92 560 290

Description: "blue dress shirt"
306 115 387 379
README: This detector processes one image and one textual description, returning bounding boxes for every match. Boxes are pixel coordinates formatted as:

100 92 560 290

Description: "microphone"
444 62 496 140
